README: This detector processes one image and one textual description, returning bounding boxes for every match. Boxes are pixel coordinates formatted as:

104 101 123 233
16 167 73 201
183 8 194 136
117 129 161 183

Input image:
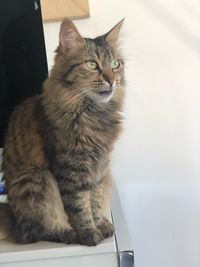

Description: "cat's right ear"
105 18 124 46
59 19 84 54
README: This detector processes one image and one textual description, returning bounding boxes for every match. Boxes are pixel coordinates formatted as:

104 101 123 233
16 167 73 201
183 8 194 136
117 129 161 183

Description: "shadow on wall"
139 0 200 53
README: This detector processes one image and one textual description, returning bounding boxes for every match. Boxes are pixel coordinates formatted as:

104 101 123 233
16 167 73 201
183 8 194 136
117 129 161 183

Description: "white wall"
43 1 200 266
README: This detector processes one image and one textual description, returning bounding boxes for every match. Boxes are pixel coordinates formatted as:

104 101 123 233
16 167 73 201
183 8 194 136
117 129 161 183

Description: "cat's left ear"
105 18 125 46
59 18 84 54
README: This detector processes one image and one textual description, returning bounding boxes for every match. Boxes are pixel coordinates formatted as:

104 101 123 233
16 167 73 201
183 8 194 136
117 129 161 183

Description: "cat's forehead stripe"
85 38 113 62
94 38 113 61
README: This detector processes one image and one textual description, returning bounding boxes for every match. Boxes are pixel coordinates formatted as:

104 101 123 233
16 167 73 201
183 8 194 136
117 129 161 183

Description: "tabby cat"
2 18 125 246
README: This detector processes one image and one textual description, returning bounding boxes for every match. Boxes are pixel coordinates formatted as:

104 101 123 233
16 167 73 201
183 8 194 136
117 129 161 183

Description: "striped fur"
2 19 125 246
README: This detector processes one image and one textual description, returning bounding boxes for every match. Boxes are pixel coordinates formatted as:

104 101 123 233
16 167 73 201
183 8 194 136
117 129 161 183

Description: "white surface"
0 195 7 203
0 253 117 267
0 237 116 263
43 1 200 267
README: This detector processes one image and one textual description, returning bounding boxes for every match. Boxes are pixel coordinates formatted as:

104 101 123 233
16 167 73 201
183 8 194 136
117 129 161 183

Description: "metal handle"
119 250 134 267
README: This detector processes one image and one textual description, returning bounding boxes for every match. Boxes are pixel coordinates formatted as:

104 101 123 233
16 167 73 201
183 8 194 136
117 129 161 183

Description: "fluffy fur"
2 19 125 246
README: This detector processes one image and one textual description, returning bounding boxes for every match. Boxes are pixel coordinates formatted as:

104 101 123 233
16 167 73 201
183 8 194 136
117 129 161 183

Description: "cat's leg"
90 173 114 239
61 190 103 246
7 167 77 244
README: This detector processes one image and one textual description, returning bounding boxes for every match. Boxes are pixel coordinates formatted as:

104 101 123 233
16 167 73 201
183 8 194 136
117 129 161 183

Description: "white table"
0 236 117 267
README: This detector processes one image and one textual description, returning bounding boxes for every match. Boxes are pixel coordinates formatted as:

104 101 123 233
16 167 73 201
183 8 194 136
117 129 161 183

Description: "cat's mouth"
97 89 113 96
88 87 115 103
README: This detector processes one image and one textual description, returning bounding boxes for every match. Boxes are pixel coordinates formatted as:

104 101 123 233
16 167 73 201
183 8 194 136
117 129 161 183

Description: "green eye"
86 61 98 70
111 60 120 69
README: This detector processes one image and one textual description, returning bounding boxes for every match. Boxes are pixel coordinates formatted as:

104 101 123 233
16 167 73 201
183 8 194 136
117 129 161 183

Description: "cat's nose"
107 79 114 87
103 73 115 87
105 78 115 87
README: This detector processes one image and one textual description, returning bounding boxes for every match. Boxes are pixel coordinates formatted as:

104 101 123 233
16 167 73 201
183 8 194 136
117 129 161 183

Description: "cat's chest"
71 110 120 149
57 113 115 151
46 105 121 162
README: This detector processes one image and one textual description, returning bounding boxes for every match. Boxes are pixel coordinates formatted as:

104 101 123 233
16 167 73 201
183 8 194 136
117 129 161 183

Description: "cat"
2 18 125 246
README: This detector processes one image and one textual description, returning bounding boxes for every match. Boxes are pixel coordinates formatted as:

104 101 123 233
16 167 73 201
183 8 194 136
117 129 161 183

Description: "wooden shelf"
40 0 90 22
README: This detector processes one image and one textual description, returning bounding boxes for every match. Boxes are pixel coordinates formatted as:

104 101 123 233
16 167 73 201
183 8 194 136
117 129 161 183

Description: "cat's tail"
0 203 14 241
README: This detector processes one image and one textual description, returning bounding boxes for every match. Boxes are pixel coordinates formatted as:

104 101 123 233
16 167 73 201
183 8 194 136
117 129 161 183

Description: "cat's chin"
87 92 113 104
87 89 115 104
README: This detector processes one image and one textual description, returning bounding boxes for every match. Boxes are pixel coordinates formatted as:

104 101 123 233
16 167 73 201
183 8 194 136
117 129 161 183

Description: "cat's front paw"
45 229 78 244
61 229 78 244
97 218 114 239
78 228 103 246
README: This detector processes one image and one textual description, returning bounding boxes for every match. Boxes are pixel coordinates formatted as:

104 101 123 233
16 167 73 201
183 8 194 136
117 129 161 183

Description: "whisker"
119 83 144 106
67 87 94 102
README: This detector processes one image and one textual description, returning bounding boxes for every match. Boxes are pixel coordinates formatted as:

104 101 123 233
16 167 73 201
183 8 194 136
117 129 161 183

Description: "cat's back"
3 96 47 181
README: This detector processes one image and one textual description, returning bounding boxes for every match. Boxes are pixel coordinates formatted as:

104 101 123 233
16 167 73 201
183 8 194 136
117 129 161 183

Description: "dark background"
0 0 48 147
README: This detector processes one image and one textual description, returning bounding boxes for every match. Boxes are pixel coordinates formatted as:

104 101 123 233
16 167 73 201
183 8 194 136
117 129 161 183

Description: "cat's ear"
105 18 124 46
59 18 84 53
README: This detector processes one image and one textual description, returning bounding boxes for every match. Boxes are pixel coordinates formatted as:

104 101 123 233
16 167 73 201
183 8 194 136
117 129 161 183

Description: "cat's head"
52 19 125 105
